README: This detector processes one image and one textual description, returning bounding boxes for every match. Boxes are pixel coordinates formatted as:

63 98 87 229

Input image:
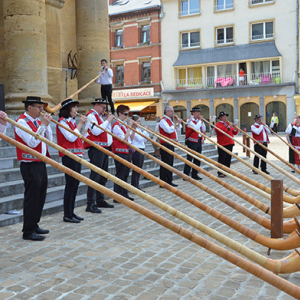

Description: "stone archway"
266 101 286 131
216 103 234 123
240 102 259 131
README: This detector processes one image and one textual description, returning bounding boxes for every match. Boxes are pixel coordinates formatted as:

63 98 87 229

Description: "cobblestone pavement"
1 134 300 300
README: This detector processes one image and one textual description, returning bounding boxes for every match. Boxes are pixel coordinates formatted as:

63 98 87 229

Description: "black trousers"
183 140 202 177
160 143 174 184
273 123 278 133
114 153 131 197
101 84 115 114
20 161 48 236
131 149 145 188
62 155 82 218
217 144 234 175
253 143 268 170
87 146 109 206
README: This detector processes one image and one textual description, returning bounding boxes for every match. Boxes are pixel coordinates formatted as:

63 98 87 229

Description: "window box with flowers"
141 80 151 85
114 82 123 87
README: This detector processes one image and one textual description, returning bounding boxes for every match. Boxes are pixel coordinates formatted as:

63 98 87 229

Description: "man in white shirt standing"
95 59 115 115
251 114 271 175
84 98 115 213
15 96 53 241
183 107 206 180
159 106 182 186
0 110 8 139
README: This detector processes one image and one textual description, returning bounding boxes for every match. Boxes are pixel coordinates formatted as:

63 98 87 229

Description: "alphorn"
42 69 106 114
5 123 300 273
2 134 300 298
114 117 300 219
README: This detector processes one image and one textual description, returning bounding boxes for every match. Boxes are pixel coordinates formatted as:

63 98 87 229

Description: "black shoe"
73 214 84 221
96 201 114 208
192 176 202 180
126 195 134 201
113 200 120 203
252 170 258 175
85 205 102 213
291 169 296 173
35 227 49 235
138 188 146 193
23 232 45 241
262 170 270 175
63 216 81 223
170 182 178 187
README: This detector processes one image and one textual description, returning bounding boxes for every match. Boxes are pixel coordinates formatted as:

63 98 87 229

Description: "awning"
114 100 157 112
173 41 282 67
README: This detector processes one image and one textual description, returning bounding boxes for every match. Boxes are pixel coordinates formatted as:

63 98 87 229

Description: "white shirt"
112 119 132 144
131 128 149 149
251 122 270 142
15 112 53 161
85 109 112 146
0 122 8 141
159 115 182 137
286 123 300 137
96 68 113 85
186 116 206 138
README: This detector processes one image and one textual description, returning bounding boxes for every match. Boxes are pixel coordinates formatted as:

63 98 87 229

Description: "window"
116 65 124 85
180 0 200 16
115 29 123 47
206 66 215 87
141 25 150 44
215 0 233 11
216 27 233 45
250 0 273 5
177 67 202 87
181 31 200 48
142 62 151 83
251 21 273 41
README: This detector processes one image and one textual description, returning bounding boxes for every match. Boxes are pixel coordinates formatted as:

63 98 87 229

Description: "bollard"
245 136 250 157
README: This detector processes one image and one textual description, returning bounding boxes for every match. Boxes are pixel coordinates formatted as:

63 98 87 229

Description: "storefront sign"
112 88 154 99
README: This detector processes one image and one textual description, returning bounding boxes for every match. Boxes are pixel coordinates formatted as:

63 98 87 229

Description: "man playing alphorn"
251 114 271 175
0 110 8 138
85 98 115 213
286 115 300 172
15 96 52 241
183 107 206 180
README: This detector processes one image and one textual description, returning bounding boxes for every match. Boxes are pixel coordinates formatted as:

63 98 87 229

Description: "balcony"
176 78 204 89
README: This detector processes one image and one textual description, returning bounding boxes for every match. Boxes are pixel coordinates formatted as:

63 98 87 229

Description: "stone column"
76 0 110 107
3 0 52 112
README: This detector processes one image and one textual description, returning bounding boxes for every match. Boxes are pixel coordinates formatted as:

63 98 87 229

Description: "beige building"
161 0 298 131
0 0 109 114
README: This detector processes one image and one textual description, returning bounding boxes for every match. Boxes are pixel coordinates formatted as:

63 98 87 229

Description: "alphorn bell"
42 69 107 114
4 123 300 274
2 133 300 298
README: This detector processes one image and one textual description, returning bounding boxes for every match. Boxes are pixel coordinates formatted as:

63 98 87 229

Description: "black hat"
217 111 229 119
190 107 201 113
22 96 46 105
254 114 262 120
61 98 79 109
91 98 108 105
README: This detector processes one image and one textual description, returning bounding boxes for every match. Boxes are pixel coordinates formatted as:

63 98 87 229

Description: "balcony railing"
250 0 274 5
176 78 204 89
251 33 274 41
179 8 201 17
214 3 234 11
215 38 234 46
181 42 201 49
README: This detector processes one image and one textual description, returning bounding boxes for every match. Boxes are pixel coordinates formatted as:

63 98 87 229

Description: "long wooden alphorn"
5 121 300 271
2 133 300 297
42 70 106 114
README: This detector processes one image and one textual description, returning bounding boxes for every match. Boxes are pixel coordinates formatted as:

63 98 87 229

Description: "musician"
95 59 115 115
159 106 182 186
15 96 52 241
251 114 271 175
183 107 206 180
286 115 300 172
111 105 135 201
57 99 87 223
215 111 238 178
130 115 150 191
0 110 8 138
84 98 114 213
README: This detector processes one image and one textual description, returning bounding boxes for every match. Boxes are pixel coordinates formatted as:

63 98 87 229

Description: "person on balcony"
239 68 245 85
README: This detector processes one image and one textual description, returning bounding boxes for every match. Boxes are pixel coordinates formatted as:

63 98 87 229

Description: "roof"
109 0 161 16
173 41 282 67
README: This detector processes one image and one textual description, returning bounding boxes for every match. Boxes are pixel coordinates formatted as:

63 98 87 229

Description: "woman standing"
56 99 87 223
130 115 149 192
270 112 279 133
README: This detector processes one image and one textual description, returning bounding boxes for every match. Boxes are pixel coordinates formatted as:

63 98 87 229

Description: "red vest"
215 121 237 146
15 114 51 162
111 121 129 154
84 111 109 149
159 117 177 144
251 124 270 144
56 117 84 157
185 118 202 143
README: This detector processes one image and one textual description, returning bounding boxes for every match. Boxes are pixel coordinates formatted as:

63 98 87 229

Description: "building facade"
109 0 162 120
161 0 298 131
